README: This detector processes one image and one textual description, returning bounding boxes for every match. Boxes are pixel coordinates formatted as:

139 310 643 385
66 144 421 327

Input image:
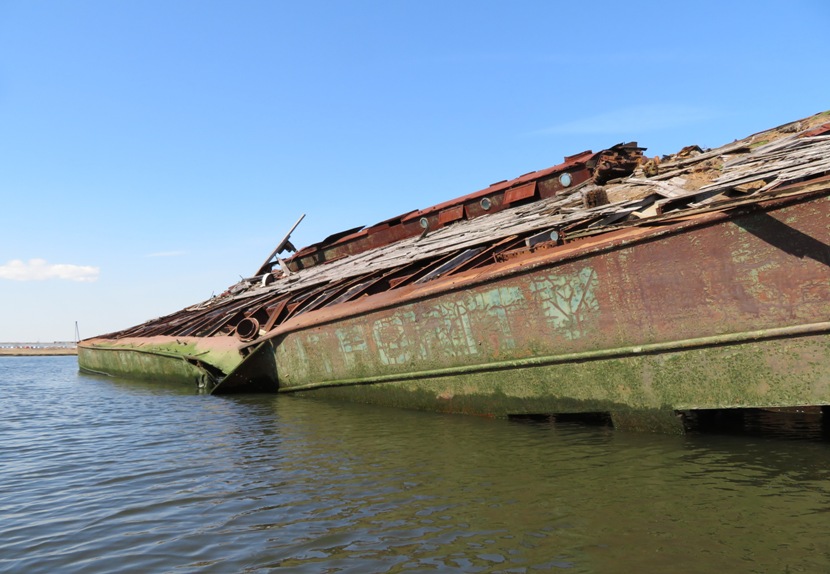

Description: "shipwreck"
78 112 830 432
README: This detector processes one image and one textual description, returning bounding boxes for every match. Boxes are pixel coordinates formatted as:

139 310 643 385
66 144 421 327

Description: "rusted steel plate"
296 148 628 268
538 166 592 199
438 205 465 225
800 123 830 137
504 181 537 204
270 192 829 408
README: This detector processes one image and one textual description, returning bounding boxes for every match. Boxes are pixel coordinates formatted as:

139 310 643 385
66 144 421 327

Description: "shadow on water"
510 406 830 444
684 407 830 443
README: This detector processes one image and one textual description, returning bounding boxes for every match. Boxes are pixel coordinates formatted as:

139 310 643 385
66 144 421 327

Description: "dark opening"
682 406 830 441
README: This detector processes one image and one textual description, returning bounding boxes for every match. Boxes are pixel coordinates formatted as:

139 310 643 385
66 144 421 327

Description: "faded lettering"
372 313 415 366
528 267 599 340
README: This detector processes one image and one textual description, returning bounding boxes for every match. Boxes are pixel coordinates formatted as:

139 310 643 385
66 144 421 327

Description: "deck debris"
100 111 830 344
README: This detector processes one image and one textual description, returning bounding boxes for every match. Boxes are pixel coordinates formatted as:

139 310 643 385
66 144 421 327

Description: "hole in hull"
681 407 830 441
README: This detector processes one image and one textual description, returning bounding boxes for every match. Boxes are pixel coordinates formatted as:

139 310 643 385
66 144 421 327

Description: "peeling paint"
529 266 599 341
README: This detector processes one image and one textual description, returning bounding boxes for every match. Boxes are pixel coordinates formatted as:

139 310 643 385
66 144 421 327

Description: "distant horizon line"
0 341 77 346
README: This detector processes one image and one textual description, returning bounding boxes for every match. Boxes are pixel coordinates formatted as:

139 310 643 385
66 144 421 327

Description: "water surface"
2 356 830 573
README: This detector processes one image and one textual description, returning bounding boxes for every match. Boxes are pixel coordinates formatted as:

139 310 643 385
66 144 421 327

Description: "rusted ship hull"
224 187 830 432
77 336 246 388
78 112 830 432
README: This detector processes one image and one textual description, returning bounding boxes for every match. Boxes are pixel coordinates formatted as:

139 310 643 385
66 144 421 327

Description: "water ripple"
2 357 830 573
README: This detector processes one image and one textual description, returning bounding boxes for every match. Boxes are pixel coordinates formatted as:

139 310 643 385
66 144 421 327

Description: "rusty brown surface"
800 122 830 137
257 189 828 424
87 111 830 370
250 187 828 349
282 145 644 271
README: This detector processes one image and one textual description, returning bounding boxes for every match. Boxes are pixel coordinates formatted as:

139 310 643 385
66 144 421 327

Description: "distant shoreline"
0 347 78 356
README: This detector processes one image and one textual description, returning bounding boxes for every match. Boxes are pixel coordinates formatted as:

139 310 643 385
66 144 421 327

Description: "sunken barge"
78 112 830 432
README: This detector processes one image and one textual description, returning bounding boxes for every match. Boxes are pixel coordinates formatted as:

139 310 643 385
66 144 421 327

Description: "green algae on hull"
78 336 245 387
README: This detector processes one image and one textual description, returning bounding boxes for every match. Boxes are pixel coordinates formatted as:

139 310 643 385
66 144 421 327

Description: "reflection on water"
2 356 830 573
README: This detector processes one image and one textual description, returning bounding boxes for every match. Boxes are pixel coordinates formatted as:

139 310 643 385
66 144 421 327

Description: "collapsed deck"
78 112 830 431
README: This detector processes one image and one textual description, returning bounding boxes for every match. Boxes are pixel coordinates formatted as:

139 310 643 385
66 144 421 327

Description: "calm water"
2 357 830 573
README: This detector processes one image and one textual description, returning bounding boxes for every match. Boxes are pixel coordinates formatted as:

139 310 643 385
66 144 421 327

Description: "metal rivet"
559 172 573 187
480 197 492 210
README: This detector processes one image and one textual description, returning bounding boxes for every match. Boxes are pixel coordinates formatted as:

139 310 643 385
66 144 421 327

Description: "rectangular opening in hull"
681 407 830 441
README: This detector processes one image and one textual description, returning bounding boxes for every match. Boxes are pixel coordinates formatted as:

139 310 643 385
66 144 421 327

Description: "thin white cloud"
145 250 187 258
536 104 718 136
0 259 100 282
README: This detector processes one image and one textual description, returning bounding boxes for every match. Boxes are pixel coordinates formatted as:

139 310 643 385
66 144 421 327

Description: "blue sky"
1 1 828 342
